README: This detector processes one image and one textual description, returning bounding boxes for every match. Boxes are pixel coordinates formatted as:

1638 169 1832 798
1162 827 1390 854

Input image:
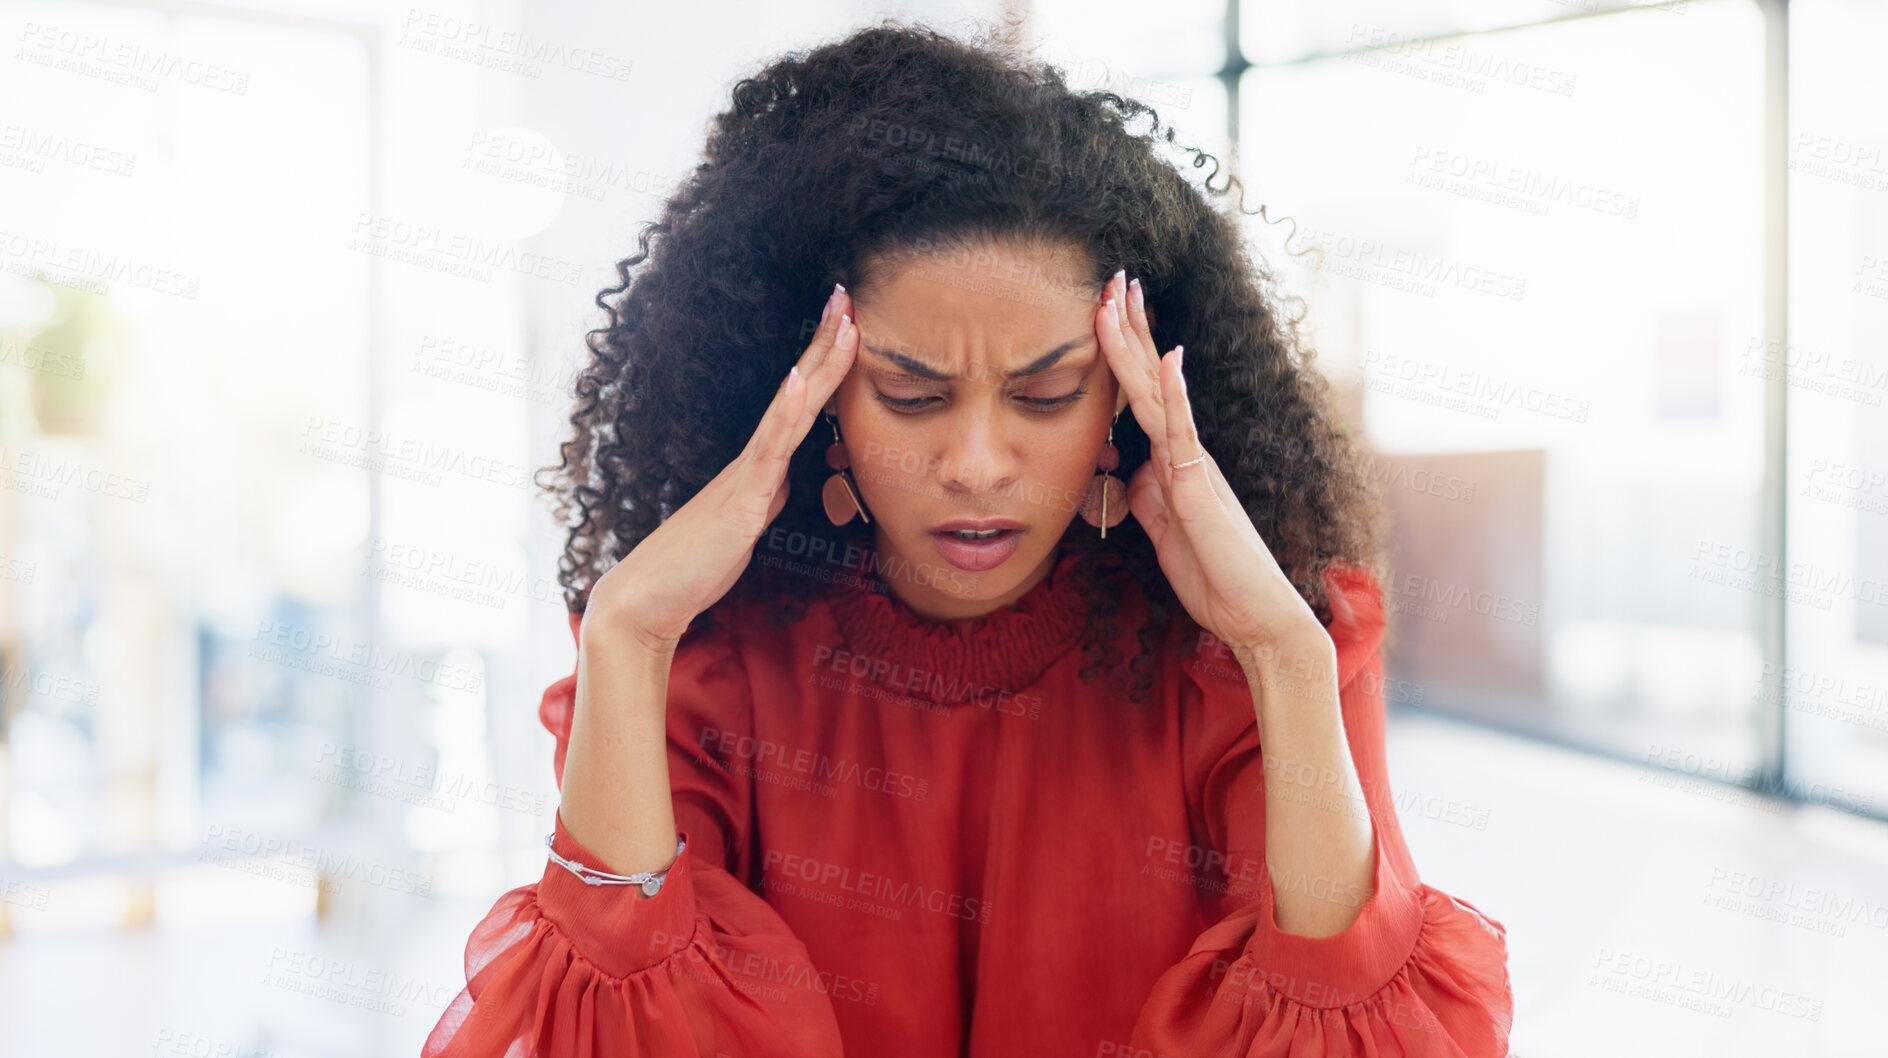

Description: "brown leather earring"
821 412 870 526
1080 415 1128 538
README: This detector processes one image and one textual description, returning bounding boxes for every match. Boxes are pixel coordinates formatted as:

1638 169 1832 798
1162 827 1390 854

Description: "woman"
425 21 1512 1058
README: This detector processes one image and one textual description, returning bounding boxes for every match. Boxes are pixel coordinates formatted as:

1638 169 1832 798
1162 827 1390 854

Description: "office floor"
2 711 1884 1057
1388 714 1888 1058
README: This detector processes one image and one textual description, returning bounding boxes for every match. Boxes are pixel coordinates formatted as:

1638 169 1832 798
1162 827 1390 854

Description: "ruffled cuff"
1222 886 1511 1055
536 812 698 978
1242 812 1426 1007
1130 846 1512 1056
424 818 848 1057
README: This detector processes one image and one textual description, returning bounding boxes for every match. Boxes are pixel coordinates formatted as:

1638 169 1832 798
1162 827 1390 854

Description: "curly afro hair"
537 19 1387 706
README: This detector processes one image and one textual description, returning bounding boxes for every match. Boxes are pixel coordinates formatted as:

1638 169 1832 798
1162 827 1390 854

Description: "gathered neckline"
823 542 1094 707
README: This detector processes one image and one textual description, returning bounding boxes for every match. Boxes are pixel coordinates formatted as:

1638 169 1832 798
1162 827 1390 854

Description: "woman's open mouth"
930 522 1024 572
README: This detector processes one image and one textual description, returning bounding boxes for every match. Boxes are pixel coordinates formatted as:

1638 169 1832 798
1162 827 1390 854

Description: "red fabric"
424 543 1512 1057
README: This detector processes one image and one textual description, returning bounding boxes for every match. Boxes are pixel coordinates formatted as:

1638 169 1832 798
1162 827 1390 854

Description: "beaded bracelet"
544 834 686 897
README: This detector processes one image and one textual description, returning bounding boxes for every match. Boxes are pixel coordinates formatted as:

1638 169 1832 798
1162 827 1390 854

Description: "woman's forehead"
850 242 1100 378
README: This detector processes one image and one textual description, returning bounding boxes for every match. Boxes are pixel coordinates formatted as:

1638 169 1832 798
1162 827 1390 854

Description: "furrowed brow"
862 336 1091 381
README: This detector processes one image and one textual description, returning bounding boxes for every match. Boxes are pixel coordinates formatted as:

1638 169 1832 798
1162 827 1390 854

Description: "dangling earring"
1080 415 1128 538
821 412 870 525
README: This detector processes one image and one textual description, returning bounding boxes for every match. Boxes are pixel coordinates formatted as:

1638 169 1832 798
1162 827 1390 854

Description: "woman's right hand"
585 284 860 654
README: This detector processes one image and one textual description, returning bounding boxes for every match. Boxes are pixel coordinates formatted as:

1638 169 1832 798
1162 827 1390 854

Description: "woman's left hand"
1093 270 1328 664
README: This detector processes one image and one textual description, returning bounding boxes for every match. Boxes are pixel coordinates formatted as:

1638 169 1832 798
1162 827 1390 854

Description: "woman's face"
824 238 1128 622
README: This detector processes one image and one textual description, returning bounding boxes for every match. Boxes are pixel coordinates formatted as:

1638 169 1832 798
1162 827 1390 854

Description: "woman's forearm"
1238 633 1377 938
556 612 683 876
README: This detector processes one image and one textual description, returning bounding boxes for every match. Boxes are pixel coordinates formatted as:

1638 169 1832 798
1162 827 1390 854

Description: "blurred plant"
0 272 123 437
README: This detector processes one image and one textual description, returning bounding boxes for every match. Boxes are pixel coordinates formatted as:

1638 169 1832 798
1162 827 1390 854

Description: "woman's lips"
930 528 1023 572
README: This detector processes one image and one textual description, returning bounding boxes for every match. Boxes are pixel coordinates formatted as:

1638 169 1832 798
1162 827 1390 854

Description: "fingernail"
786 364 800 394
1175 345 1185 374
837 313 852 342
1106 298 1120 328
1129 277 1144 311
1113 268 1125 286
822 283 840 321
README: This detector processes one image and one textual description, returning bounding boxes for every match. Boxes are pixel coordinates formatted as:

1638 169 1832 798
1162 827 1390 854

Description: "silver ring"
1169 452 1207 470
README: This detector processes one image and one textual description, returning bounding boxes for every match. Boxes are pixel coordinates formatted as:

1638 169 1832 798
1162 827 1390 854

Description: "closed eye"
872 389 1087 414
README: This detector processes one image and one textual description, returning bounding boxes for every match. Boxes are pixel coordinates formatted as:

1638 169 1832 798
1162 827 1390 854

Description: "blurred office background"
1 0 1885 1054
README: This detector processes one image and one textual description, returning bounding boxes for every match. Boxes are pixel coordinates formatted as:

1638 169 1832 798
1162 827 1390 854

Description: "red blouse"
423 544 1512 1057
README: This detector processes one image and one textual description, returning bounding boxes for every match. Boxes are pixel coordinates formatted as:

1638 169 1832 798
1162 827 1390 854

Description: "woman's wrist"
581 600 686 660
1231 628 1339 722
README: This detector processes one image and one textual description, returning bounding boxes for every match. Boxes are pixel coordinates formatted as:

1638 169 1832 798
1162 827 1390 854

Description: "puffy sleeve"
422 606 845 1057
1129 564 1514 1057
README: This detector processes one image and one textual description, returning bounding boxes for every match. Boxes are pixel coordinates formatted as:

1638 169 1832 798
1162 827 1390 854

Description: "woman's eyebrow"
861 336 1093 381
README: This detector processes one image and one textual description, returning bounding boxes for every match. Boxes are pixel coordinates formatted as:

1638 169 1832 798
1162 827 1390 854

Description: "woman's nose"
937 402 1020 496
